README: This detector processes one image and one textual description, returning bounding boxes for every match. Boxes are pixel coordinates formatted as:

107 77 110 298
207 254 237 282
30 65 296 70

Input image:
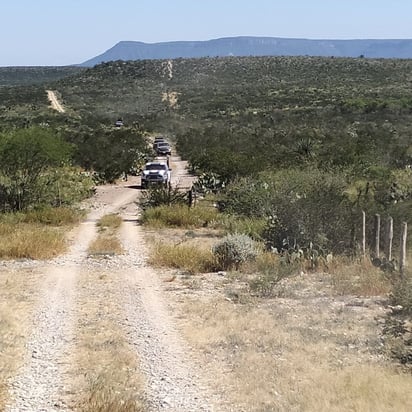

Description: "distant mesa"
80 36 412 66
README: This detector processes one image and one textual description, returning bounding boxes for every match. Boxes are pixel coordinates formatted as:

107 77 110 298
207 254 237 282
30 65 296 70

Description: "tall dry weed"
148 242 217 273
330 258 391 296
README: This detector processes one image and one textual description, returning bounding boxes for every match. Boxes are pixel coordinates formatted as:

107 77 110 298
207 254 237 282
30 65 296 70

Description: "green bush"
139 186 187 209
212 233 259 270
0 127 72 211
219 215 266 240
222 168 354 254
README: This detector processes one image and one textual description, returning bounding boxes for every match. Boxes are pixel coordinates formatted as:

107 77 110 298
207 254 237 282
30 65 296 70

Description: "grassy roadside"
173 276 412 412
0 207 83 260
141 203 412 411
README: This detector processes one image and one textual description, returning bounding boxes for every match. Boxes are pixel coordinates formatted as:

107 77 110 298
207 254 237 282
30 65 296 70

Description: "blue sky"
1 0 411 66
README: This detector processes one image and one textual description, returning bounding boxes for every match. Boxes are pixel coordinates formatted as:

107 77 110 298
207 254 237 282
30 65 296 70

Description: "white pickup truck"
140 161 171 188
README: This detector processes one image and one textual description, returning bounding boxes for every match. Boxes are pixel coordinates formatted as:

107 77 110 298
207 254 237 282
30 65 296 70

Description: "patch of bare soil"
162 91 180 109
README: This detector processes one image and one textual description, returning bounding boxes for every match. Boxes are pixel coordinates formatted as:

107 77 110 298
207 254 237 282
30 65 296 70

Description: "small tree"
0 127 72 210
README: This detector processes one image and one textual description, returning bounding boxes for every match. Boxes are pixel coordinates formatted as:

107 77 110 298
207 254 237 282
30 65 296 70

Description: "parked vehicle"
141 161 171 188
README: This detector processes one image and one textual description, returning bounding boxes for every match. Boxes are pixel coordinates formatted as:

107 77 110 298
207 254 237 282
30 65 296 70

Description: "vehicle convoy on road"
155 141 172 156
153 136 166 146
152 136 172 156
140 161 171 188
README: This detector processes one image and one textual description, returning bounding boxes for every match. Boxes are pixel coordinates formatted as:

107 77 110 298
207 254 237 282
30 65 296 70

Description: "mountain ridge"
81 36 412 66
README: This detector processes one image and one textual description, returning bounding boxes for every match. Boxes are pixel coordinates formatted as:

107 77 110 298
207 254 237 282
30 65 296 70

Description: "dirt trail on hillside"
47 90 65 113
3 158 226 411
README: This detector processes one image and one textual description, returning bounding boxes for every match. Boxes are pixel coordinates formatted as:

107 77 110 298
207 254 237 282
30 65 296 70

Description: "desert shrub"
262 168 354 254
390 275 412 314
248 252 300 297
212 233 259 270
38 166 95 207
220 168 355 254
141 204 218 228
139 185 187 209
218 175 274 217
79 372 147 412
68 126 150 183
88 235 123 256
0 127 73 211
219 215 266 240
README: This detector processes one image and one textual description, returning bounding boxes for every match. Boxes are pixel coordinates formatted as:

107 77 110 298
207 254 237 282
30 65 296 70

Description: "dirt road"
2 158 225 411
47 90 65 113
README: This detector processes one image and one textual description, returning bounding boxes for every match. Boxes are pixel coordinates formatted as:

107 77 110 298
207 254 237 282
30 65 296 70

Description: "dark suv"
155 141 172 156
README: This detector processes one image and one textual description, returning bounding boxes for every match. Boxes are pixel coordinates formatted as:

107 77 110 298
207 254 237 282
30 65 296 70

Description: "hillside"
0 66 84 87
1 54 412 411
81 36 412 66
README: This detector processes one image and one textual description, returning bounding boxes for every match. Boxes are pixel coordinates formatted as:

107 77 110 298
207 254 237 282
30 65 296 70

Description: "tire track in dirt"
4 155 213 411
5 186 140 411
117 217 222 411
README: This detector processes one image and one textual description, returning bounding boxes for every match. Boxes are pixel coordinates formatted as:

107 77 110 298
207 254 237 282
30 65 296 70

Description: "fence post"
400 222 408 276
374 214 380 258
385 216 393 261
362 211 366 258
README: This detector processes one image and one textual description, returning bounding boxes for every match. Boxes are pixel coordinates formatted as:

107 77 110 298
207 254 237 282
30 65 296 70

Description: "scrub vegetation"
1 55 412 409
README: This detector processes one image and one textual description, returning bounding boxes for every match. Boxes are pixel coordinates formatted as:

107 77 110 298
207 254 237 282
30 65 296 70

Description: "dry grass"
178 295 412 411
142 204 219 228
330 257 392 296
21 207 84 226
0 269 41 409
0 208 83 259
147 241 217 274
88 236 124 256
0 223 67 259
88 214 124 256
97 213 123 230
70 269 147 411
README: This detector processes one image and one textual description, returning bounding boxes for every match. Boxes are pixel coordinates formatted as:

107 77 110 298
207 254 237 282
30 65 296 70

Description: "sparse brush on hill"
1 56 412 257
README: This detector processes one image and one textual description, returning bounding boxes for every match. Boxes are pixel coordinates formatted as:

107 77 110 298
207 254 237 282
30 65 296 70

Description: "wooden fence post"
362 211 366 258
400 222 408 276
386 216 393 261
374 214 380 258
